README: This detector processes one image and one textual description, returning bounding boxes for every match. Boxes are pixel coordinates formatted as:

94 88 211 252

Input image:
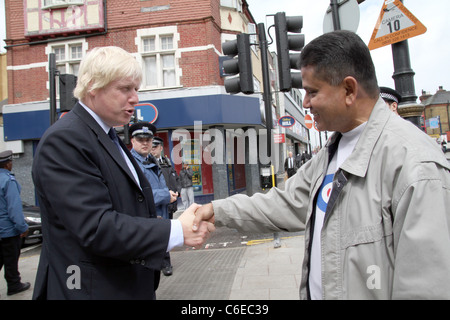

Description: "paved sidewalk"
229 235 304 300
156 234 305 300
1 234 305 300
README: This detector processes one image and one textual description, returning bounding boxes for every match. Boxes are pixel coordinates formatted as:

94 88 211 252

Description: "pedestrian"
151 136 181 276
0 150 31 296
31 46 214 300
180 162 194 210
380 86 401 114
193 31 450 299
300 151 311 167
129 124 178 276
284 151 297 178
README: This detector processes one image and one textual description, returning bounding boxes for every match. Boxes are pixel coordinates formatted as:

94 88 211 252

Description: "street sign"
305 114 314 129
323 0 360 34
134 103 158 124
368 0 427 50
278 115 295 128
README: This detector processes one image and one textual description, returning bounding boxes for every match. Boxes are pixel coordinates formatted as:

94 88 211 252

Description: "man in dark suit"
284 151 297 178
32 46 214 300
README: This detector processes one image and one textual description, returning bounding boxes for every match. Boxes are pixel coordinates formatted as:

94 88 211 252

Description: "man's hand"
192 203 215 232
169 190 178 203
20 229 29 238
178 203 215 249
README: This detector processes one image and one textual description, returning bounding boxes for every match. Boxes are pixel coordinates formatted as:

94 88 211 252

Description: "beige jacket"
213 98 450 299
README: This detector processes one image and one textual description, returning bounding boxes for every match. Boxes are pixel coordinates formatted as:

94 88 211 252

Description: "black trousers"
0 235 22 289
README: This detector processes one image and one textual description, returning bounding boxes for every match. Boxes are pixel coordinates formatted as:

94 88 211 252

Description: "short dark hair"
300 30 379 98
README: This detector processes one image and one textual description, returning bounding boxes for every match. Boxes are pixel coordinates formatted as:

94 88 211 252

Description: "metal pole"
257 23 273 158
49 53 57 125
391 0 424 129
330 0 341 30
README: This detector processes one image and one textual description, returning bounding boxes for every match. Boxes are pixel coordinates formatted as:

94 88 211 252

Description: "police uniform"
153 137 181 219
0 150 30 295
380 86 402 104
129 122 171 219
129 124 175 276
129 122 156 139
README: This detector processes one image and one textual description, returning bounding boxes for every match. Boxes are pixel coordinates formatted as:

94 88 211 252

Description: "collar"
326 97 389 178
130 148 147 162
79 101 111 134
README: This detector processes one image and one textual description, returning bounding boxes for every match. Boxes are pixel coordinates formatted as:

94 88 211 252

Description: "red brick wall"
5 0 224 104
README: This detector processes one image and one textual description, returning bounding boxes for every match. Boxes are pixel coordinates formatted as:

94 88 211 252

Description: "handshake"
177 203 215 249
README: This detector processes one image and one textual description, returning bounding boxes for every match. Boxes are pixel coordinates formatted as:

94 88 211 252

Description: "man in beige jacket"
194 31 450 299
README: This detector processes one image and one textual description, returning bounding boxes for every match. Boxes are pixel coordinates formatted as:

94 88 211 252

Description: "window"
52 43 83 75
47 40 86 97
220 0 243 12
248 23 257 54
137 27 180 89
42 0 84 9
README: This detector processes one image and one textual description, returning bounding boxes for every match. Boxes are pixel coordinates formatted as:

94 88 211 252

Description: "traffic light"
222 33 254 94
59 74 78 112
274 12 304 92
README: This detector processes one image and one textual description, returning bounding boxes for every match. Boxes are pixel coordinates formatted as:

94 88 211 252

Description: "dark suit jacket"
284 156 298 172
32 103 171 300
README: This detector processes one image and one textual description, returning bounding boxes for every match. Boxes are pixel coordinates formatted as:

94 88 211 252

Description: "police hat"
129 122 156 138
380 87 402 104
152 136 163 147
0 150 13 164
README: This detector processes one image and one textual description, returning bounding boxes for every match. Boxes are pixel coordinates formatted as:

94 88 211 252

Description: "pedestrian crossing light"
222 33 254 94
274 12 304 92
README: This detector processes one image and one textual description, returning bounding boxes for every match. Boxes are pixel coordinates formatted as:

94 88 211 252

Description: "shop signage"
134 103 158 123
274 133 285 144
278 116 295 128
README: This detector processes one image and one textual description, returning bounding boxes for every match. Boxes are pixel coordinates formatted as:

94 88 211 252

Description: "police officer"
129 123 177 276
0 150 31 296
129 122 177 219
380 86 402 115
151 136 181 276
151 136 181 219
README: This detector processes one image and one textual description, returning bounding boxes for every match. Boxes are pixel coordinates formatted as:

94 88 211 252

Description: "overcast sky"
246 0 450 96
1 0 448 96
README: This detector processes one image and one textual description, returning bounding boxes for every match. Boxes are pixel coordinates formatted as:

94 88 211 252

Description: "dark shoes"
7 282 31 296
162 266 173 276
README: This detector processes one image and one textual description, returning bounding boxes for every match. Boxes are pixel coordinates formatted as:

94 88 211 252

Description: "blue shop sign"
135 103 158 123
278 115 295 128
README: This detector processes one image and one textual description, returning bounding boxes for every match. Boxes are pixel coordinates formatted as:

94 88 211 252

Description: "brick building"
420 86 450 141
3 0 273 204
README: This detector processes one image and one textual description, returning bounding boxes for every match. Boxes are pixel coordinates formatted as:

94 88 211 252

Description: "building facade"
420 86 450 141
3 0 290 205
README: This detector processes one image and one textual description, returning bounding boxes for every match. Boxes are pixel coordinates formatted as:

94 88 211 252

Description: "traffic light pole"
258 23 273 158
49 53 58 125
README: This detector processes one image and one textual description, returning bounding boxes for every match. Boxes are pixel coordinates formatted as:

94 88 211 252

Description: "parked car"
22 203 42 247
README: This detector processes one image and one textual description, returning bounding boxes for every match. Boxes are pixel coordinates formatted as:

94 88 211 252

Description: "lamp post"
391 0 424 129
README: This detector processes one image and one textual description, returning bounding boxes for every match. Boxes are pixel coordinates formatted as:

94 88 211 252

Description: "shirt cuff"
167 219 184 252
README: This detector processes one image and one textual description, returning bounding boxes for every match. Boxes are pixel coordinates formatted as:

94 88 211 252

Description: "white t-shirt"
308 122 367 300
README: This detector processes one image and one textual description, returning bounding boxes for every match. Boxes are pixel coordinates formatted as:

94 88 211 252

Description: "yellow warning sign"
368 0 427 50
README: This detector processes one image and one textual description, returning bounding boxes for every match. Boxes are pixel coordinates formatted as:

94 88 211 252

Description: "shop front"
3 87 265 203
